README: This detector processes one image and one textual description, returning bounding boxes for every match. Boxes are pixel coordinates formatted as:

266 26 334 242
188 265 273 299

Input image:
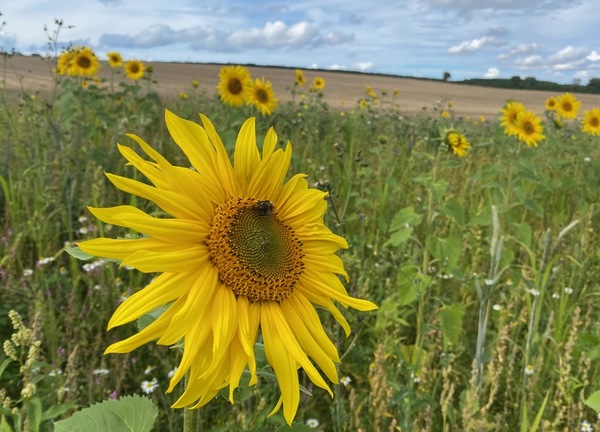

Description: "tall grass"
0 47 599 432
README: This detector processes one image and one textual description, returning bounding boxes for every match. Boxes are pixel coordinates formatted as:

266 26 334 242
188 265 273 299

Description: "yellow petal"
78 237 169 261
262 127 278 158
233 117 260 192
120 245 208 273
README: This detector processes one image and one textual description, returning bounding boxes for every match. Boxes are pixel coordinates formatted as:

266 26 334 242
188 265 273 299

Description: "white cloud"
497 43 538 60
586 50 600 62
448 36 499 55
484 67 499 78
354 62 374 72
549 45 587 63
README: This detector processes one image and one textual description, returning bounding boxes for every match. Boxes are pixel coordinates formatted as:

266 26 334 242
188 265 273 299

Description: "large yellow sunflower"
581 108 600 136
499 101 526 136
68 46 101 77
217 65 251 107
555 92 581 120
545 96 558 111
77 110 377 424
514 110 545 147
107 51 123 68
246 77 279 116
124 60 145 81
444 131 471 157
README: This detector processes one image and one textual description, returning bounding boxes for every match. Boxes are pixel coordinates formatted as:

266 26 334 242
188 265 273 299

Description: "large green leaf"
442 197 466 226
53 395 157 432
440 303 465 347
426 233 462 272
583 390 600 412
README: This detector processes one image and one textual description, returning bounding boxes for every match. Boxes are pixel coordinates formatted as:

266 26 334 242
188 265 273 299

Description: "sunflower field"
1 44 600 432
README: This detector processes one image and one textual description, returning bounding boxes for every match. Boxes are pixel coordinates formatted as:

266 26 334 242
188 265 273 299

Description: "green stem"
183 408 199 432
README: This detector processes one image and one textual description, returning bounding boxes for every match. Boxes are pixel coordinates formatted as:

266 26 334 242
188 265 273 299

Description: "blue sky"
1 0 599 84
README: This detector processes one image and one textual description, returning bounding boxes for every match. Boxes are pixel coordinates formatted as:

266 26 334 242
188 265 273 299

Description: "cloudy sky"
1 0 599 84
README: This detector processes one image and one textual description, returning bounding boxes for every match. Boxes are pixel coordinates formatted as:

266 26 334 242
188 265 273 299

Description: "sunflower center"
130 64 139 73
590 118 599 127
77 56 91 69
228 78 243 95
208 197 304 302
523 121 534 134
256 89 269 103
563 102 572 112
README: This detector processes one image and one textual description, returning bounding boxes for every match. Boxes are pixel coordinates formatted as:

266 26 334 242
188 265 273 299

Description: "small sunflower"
56 49 75 75
107 51 123 68
295 69 306 87
312 76 326 90
77 110 377 425
191 79 200 89
555 92 581 120
365 86 377 99
69 47 101 77
581 108 600 136
441 110 451 119
217 65 251 107
499 101 526 136
247 78 278 116
545 96 558 111
179 92 189 100
124 60 145 81
514 111 545 147
444 131 471 157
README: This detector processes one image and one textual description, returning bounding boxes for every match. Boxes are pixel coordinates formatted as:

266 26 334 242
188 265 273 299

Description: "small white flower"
23 268 34 277
78 227 89 235
584 157 591 163
564 287 573 295
581 419 593 432
506 278 513 286
143 365 155 375
524 365 534 376
526 288 540 297
492 304 502 311
552 293 560 299
78 216 88 223
38 256 55 266
340 376 352 386
48 368 63 377
484 278 494 286
141 378 159 394
306 418 319 428
168 367 178 379
92 368 110 377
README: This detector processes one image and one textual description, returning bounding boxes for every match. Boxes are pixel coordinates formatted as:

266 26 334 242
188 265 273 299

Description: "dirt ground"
4 54 600 118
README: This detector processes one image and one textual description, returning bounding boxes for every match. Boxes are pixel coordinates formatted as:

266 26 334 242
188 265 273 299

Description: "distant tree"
572 78 581 86
588 78 600 90
443 71 451 81
523 76 538 89
510 75 522 88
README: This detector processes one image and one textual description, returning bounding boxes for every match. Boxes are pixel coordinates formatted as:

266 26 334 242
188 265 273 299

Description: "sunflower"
545 96 558 111
107 51 123 68
312 76 326 90
445 131 471 157
217 65 251 107
77 110 377 424
295 69 306 87
56 49 75 75
124 60 145 81
69 47 101 77
246 78 278 116
514 111 545 147
365 86 377 99
499 101 526 136
555 92 581 120
581 108 600 136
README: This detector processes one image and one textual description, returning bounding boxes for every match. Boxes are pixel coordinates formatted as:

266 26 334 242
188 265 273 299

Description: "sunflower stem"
183 407 199 432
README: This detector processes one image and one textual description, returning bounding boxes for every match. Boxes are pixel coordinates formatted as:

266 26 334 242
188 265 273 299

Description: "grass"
0 47 599 432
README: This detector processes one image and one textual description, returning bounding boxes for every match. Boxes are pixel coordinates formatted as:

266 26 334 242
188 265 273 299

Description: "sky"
1 0 599 84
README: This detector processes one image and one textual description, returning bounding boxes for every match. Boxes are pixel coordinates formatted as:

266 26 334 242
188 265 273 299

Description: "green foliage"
53 395 157 432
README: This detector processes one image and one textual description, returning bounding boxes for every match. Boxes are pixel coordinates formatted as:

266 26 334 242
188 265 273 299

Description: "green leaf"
442 197 466 226
53 395 157 432
528 391 550 432
41 403 78 422
388 206 423 231
137 306 168 331
396 264 430 306
468 205 492 226
426 233 462 272
1 414 14 432
439 303 465 347
512 223 532 249
0 359 12 380
583 390 600 412
65 246 94 261
27 397 42 432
